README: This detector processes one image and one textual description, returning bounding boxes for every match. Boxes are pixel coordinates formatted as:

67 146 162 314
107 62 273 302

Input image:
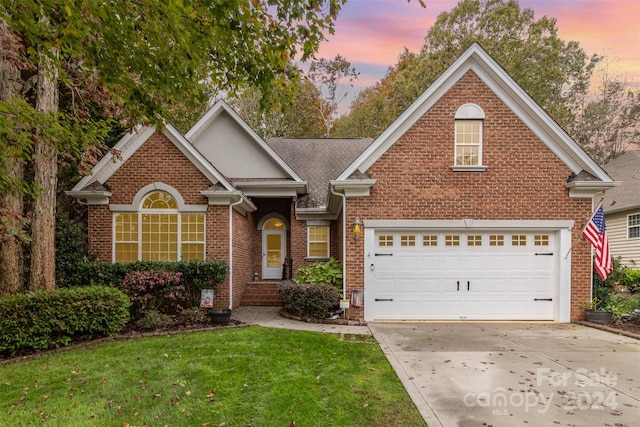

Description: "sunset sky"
314 0 640 99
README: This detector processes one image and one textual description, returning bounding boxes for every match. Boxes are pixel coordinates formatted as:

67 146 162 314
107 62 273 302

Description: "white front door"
263 229 286 279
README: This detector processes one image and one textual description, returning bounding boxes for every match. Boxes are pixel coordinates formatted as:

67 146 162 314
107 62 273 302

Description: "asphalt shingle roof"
602 150 640 212
266 137 373 208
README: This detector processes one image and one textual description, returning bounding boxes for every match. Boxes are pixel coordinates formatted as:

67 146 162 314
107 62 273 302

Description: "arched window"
114 189 205 262
454 103 485 167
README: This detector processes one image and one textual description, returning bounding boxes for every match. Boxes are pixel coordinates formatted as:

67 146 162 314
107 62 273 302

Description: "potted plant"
581 298 613 324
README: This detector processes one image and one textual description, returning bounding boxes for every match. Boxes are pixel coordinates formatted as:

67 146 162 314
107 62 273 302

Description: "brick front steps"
241 281 282 306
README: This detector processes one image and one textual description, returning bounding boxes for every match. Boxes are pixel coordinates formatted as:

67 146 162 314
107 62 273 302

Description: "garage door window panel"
379 235 394 247
512 235 527 246
445 235 460 246
489 235 504 246
423 235 438 246
401 235 416 246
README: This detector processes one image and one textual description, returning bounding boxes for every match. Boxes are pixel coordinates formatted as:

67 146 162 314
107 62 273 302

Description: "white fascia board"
64 190 112 205
565 181 620 198
70 125 155 192
233 180 307 197
330 179 377 197
605 203 640 215
338 43 613 186
364 219 575 230
467 53 612 182
295 209 338 221
200 190 257 211
186 100 305 183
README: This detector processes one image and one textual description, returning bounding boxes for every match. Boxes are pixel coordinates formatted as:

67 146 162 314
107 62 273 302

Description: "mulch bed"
576 317 640 340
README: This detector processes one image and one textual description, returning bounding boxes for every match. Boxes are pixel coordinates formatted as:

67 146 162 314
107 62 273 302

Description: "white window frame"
110 183 207 263
628 213 640 239
452 103 487 171
307 220 330 259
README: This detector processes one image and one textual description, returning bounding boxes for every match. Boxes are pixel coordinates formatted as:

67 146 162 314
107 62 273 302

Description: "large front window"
114 191 205 262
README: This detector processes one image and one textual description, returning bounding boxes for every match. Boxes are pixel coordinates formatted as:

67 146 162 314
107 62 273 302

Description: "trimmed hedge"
279 281 340 320
0 286 130 356
66 259 228 288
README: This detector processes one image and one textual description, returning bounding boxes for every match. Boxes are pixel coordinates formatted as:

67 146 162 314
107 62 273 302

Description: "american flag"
582 204 612 280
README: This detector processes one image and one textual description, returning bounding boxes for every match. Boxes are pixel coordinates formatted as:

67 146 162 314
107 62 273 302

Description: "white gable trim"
69 124 236 195
337 43 613 187
186 100 305 183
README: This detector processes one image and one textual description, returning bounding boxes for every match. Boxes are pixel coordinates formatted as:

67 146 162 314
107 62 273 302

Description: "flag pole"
564 196 605 259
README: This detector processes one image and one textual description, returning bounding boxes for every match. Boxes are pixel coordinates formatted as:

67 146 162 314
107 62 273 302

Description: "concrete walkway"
232 306 371 335
231 308 640 426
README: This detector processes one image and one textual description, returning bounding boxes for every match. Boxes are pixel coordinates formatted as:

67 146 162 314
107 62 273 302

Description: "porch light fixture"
351 216 364 240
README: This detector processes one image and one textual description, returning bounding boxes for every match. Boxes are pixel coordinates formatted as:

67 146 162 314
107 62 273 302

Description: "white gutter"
329 186 347 300
228 197 244 309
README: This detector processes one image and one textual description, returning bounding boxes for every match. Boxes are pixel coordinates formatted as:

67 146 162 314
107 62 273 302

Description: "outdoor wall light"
351 216 364 240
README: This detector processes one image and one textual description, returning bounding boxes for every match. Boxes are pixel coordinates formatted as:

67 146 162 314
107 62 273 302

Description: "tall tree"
0 0 345 294
307 54 359 136
0 18 26 295
567 69 640 165
338 0 600 138
230 77 328 139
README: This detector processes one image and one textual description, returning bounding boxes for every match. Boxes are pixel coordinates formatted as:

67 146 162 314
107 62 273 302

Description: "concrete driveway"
369 322 640 427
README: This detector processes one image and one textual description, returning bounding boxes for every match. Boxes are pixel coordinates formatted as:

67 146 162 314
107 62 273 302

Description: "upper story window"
453 103 486 171
629 213 640 239
113 186 206 263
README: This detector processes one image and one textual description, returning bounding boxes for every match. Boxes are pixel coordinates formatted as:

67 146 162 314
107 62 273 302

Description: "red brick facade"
342 71 593 321
83 69 599 322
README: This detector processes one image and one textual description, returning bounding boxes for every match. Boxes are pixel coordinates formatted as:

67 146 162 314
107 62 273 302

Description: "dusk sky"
313 0 640 101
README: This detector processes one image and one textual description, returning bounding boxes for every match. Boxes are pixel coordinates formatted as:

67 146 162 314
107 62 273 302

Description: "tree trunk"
29 47 59 291
0 19 25 296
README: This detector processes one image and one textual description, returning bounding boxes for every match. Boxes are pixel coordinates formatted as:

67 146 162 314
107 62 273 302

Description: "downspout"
330 185 347 300
228 196 244 309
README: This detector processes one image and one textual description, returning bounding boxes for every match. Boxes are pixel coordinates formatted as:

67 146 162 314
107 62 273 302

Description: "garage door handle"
375 298 393 302
375 253 394 256
534 298 553 301
457 281 459 291
535 252 554 256
467 281 470 291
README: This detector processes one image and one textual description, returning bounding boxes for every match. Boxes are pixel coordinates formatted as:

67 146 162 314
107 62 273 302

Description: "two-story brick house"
68 44 616 322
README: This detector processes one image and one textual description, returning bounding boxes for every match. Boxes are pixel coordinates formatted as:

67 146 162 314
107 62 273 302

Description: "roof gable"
186 100 303 182
337 43 613 187
69 124 235 195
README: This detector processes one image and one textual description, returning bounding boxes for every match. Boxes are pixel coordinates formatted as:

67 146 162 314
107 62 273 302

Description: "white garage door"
367 229 556 320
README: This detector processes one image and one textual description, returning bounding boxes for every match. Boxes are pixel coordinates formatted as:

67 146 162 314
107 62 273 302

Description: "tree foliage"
335 0 602 138
307 54 359 136
0 0 345 294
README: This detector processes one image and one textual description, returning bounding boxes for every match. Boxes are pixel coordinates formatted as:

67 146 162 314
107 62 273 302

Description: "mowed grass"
0 326 426 426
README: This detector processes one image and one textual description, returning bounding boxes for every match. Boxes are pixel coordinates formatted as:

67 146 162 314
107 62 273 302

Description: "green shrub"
292 257 343 290
593 257 626 308
117 270 186 319
74 259 228 288
135 309 173 331
279 281 340 320
619 269 640 293
0 286 130 356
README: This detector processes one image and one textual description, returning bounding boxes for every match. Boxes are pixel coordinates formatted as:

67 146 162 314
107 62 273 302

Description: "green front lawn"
0 326 426 426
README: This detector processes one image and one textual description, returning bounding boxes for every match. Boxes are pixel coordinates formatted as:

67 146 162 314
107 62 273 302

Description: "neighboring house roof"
267 137 373 211
336 43 617 197
602 150 640 214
